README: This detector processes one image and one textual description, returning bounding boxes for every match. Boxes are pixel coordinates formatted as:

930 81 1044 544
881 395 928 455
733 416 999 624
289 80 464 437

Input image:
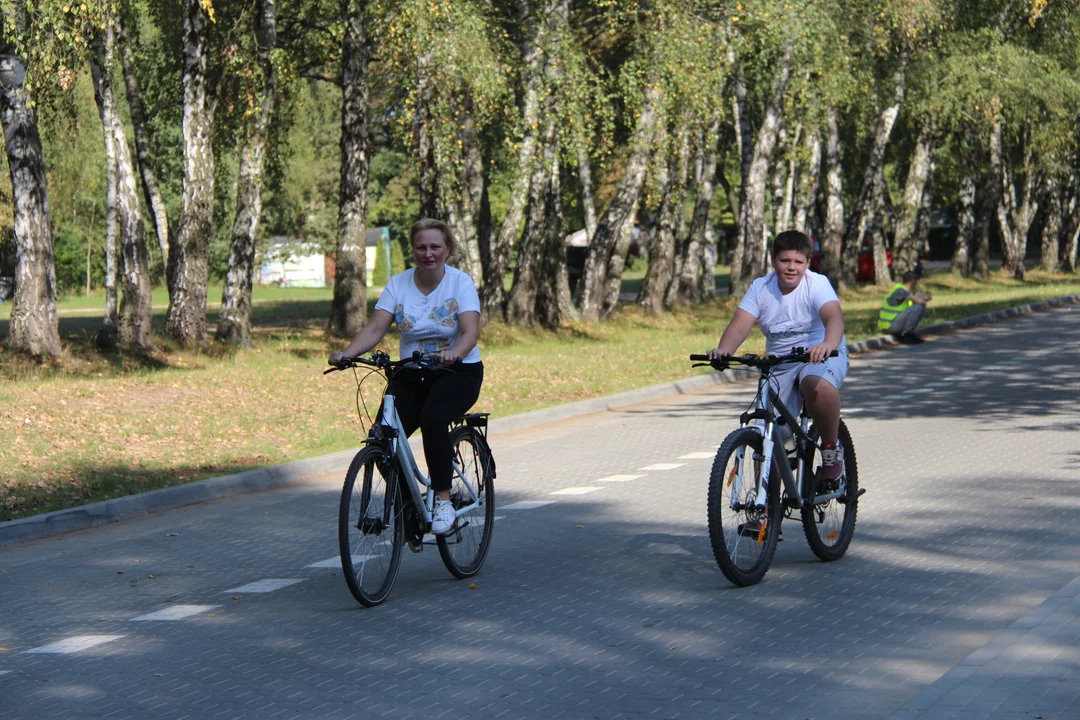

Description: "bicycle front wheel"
708 427 782 587
800 419 859 561
338 447 404 607
437 426 495 579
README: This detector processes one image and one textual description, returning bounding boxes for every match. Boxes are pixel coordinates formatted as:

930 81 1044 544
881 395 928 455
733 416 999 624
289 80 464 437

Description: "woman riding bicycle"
707 230 849 483
329 218 483 536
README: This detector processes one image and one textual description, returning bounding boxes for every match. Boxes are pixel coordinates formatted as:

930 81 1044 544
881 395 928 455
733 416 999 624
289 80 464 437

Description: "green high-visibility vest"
878 283 913 330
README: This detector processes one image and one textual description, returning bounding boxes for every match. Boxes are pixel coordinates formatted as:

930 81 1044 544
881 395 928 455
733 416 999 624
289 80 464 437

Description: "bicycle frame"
731 372 837 512
373 393 483 529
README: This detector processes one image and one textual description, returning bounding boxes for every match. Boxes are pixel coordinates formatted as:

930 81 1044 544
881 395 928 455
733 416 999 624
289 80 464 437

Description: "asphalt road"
1 303 1078 720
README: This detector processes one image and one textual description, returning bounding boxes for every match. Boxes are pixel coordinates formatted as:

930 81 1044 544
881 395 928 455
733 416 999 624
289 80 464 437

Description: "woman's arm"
328 309 395 365
809 300 845 363
707 309 757 360
440 311 480 365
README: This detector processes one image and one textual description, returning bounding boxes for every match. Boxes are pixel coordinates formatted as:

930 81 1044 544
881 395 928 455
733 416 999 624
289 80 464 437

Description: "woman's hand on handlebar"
437 349 463 367
808 343 835 364
706 346 734 362
328 351 349 367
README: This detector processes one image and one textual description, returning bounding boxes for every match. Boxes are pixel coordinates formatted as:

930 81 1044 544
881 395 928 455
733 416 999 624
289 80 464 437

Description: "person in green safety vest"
879 270 931 344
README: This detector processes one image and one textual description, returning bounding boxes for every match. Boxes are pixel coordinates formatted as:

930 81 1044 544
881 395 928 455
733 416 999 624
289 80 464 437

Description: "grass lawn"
1 267 1078 522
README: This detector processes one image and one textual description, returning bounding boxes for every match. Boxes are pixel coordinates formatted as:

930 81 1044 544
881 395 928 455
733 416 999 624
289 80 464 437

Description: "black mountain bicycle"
689 349 864 586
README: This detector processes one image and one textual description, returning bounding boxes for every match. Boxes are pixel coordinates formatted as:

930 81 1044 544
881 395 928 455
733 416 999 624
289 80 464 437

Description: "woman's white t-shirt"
737 270 845 356
375 265 482 363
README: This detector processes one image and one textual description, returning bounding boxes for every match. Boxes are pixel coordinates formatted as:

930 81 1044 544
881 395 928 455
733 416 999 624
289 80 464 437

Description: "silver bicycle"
690 349 864 586
326 351 495 606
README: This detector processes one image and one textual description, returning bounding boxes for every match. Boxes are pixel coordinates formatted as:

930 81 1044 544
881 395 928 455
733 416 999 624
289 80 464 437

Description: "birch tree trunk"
218 0 277 346
505 111 557 327
117 14 169 270
576 83 659 321
730 49 792 296
793 129 822 235
997 130 1039 280
167 0 217 345
1 50 61 357
1061 185 1079 273
534 136 573 329
90 42 121 350
329 0 371 338
640 157 676 314
672 113 721 302
972 123 1002 280
458 95 487 284
92 25 153 350
841 53 907 286
480 2 548 317
819 107 845 286
600 212 638 318
1038 176 1060 273
893 118 936 276
577 145 598 240
951 171 976 276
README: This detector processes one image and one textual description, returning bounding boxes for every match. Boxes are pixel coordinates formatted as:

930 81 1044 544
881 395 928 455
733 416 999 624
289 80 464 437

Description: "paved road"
1 305 1078 720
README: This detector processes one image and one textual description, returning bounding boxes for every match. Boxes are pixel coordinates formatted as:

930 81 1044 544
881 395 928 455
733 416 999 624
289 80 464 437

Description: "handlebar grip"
689 354 711 361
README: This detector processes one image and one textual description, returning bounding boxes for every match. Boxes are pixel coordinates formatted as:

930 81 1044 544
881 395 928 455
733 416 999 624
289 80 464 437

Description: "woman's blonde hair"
409 218 456 256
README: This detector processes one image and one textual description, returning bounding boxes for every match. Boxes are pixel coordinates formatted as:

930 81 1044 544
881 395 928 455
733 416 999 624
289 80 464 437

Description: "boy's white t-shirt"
375 265 482 363
737 270 845 356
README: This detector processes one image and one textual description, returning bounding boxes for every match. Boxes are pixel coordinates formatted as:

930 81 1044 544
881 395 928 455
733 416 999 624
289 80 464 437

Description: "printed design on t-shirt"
429 298 459 327
420 339 451 354
394 304 418 333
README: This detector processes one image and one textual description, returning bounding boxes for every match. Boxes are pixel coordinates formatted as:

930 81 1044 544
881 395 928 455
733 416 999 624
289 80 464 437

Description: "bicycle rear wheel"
437 426 495 579
708 427 782 587
338 447 404 607
800 419 859 561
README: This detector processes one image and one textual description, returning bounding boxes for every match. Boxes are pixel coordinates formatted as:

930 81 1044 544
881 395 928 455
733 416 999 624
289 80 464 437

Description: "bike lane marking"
501 500 556 510
131 605 219 622
549 487 603 496
678 452 714 459
639 463 686 471
23 635 124 654
596 474 644 483
223 579 303 593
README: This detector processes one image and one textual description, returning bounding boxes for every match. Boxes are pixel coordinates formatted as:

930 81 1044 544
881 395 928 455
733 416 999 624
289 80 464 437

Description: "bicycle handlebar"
689 348 840 371
324 350 456 375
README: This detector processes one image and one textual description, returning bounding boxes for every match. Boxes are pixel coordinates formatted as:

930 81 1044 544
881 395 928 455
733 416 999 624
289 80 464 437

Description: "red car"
808 236 891 282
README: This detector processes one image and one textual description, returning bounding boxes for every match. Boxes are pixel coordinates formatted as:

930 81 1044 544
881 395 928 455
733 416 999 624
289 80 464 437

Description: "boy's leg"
800 376 840 445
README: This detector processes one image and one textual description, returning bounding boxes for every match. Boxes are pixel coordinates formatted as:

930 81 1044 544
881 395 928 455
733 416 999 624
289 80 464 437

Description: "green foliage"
371 230 405 286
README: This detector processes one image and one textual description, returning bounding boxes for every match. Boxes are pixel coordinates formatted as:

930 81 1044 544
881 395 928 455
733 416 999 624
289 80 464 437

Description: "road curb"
3 291 1078 548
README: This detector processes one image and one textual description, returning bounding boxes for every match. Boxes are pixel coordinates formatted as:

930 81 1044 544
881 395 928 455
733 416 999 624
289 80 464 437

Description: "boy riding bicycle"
707 230 849 482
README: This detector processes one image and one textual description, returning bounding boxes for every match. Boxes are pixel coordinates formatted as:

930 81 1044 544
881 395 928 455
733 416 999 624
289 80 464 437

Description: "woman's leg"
418 364 484 495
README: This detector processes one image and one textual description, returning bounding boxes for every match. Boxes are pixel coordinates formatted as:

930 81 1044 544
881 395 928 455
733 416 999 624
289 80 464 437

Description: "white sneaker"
431 499 456 535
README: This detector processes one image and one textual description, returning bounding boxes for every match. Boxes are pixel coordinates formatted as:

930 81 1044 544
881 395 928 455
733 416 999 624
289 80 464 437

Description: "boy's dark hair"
772 230 812 257
901 270 918 284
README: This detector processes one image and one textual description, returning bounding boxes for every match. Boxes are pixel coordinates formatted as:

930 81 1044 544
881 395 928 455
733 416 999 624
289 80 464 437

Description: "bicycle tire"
338 447 404 607
437 426 495 579
708 427 783 587
800 419 859 562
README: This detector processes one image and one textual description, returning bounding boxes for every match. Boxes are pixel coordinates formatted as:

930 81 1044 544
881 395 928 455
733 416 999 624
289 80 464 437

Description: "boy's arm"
809 300 844 363
707 309 757 360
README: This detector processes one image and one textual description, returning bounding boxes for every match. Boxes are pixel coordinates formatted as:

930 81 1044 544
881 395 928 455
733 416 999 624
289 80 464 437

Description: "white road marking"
0 671 10 677
860 401 888 406
307 557 367 568
131 605 219 621
549 487 603 496
24 635 124 654
678 452 715 460
884 394 912 401
925 382 954 388
596 474 644 483
843 408 865 414
224 579 303 594
501 500 556 510
639 463 686 471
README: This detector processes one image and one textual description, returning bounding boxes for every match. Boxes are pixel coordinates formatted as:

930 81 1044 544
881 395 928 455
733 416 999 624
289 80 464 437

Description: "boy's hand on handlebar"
808 343 834 364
